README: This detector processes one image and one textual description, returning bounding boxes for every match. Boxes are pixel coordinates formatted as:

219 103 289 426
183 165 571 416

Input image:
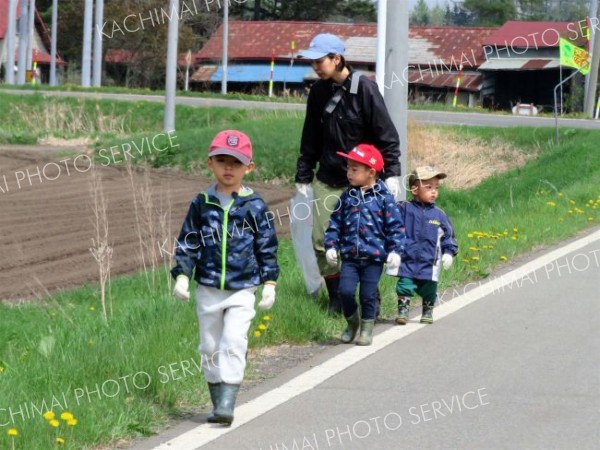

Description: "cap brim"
209 149 251 165
336 151 382 171
297 49 329 59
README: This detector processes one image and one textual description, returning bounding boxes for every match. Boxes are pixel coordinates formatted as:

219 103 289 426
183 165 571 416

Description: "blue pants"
338 260 384 320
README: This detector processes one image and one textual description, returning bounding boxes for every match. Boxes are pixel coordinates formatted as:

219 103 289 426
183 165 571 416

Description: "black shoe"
395 296 410 325
420 305 433 324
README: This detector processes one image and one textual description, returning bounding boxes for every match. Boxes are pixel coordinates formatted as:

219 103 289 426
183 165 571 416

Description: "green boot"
356 319 375 346
340 311 360 343
206 382 222 423
212 383 240 426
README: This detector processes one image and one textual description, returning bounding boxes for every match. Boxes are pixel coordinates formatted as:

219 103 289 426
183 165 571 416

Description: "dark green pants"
396 277 438 306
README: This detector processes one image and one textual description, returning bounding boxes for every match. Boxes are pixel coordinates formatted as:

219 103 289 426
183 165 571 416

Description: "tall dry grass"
126 164 173 292
15 100 131 138
407 121 537 189
89 168 113 321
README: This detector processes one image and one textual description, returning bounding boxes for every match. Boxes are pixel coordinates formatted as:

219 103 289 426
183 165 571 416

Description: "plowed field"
0 146 294 301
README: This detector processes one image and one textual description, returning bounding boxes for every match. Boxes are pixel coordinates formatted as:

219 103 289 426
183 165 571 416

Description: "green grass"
1 93 600 448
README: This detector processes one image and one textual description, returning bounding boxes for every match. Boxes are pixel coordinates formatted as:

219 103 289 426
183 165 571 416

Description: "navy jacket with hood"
324 180 404 263
171 184 279 290
398 200 458 282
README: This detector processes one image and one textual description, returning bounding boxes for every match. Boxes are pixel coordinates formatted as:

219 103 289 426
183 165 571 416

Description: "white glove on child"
258 284 276 310
295 183 311 197
385 176 402 200
325 248 338 266
386 252 401 275
173 275 190 301
442 254 454 270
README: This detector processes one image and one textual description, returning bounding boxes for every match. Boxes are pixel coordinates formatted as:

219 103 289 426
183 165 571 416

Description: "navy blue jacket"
171 185 279 290
398 200 458 281
324 180 404 263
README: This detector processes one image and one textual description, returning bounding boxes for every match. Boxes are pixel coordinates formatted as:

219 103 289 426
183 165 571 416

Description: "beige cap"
409 166 447 186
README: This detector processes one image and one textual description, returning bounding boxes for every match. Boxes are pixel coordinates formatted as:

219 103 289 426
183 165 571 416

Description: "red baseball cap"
336 144 384 172
208 130 253 165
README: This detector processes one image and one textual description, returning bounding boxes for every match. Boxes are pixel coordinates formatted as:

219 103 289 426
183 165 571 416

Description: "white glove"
385 176 402 200
442 254 454 270
173 275 190 301
325 248 338 266
295 183 310 197
386 252 401 275
258 284 276 310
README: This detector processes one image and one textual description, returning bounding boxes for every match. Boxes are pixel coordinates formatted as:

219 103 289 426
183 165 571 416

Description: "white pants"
196 285 256 384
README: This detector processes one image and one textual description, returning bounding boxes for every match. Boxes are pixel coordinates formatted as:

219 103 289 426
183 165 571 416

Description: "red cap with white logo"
336 144 384 172
209 130 253 165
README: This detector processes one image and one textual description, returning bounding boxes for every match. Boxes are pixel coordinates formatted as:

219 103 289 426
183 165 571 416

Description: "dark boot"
212 383 240 426
356 319 375 346
375 288 382 321
340 311 360 343
420 303 434 324
395 296 410 325
206 382 222 423
324 274 342 315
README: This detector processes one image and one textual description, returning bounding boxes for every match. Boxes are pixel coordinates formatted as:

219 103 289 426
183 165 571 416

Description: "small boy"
394 166 458 325
171 130 279 426
324 144 404 346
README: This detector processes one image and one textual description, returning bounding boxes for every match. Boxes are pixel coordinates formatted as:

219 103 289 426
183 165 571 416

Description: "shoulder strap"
323 72 362 116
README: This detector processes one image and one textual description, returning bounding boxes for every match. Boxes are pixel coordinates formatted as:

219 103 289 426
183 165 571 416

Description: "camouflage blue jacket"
171 184 279 290
324 180 404 263
397 200 458 282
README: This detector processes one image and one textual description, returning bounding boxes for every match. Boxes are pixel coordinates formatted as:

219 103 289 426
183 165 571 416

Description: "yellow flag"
559 38 590 75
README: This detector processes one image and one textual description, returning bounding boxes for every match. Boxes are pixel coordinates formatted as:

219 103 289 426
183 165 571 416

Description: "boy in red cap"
171 130 279 425
324 144 404 345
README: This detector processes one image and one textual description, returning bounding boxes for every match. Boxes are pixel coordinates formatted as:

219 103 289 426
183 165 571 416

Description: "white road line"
151 229 600 449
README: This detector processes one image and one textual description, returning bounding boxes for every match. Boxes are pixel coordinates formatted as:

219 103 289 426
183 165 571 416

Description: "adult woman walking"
295 33 402 314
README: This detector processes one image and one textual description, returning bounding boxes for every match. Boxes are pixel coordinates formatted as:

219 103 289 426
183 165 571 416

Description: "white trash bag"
290 187 323 297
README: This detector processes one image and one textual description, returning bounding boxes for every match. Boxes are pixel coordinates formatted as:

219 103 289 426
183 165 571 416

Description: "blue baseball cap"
298 33 345 59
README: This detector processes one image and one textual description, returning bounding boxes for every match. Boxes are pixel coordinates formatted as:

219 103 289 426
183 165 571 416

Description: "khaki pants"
311 180 345 277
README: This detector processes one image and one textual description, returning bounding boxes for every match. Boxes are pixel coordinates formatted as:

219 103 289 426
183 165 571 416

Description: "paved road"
129 228 600 450
3 89 600 129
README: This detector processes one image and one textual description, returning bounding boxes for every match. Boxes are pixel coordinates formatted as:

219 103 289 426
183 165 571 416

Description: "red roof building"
0 0 65 76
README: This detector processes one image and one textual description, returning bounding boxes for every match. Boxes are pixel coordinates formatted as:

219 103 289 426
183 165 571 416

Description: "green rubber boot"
356 319 375 346
340 311 360 343
206 382 222 423
395 296 411 325
212 383 240 426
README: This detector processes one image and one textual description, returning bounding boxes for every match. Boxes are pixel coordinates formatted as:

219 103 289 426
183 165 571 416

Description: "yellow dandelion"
470 265 479 270
588 217 594 221
513 227 518 232
468 246 479 251
262 315 271 321
500 256 508 261
557 192 563 197
56 437 65 445
66 419 78 426
7 428 18 436
89 306 95 311
253 331 261 337
462 258 470 263
49 419 60 428
0 365 5 373
570 199 576 204
467 233 474 238
60 412 74 421
511 236 518 240
471 256 480 261
258 324 267 331
503 231 508 235
43 411 55 421
546 201 556 207
568 210 574 214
